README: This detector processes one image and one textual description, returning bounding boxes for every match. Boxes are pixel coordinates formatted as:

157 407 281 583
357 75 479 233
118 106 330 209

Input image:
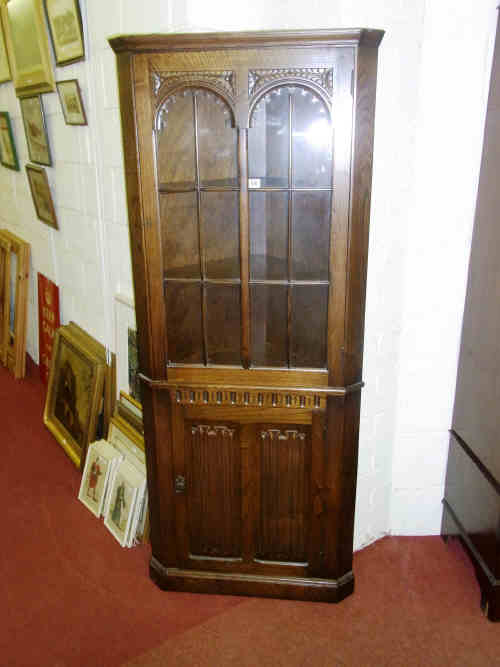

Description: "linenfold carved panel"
257 426 310 562
248 67 334 97
152 69 236 101
187 421 242 558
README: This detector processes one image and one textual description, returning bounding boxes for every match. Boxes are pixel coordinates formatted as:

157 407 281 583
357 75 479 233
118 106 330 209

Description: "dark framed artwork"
56 79 86 125
20 95 51 166
44 0 84 66
26 164 58 229
0 112 19 170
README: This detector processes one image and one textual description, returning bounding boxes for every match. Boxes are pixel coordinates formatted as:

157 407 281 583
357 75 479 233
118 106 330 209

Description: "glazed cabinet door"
172 407 323 577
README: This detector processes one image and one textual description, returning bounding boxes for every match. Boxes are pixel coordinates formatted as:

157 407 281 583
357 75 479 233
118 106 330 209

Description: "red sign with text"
38 273 60 385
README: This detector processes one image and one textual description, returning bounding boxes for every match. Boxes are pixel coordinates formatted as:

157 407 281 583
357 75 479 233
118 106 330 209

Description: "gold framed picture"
20 95 51 165
0 229 30 379
66 320 116 438
26 164 58 229
1 0 55 97
44 325 106 469
0 112 19 170
44 0 84 66
0 12 11 82
56 79 86 125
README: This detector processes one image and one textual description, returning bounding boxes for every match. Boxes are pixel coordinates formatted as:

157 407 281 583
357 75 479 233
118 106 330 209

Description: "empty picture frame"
26 164 58 229
0 12 11 82
56 79 86 125
0 112 19 170
0 229 30 378
44 0 84 66
20 95 51 165
1 0 55 97
44 325 106 469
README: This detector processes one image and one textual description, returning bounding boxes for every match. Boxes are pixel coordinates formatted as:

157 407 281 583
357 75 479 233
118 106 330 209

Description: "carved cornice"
152 69 236 101
248 67 333 98
171 386 326 410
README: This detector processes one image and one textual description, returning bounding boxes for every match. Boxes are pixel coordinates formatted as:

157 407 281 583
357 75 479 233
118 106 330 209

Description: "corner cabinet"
110 29 383 602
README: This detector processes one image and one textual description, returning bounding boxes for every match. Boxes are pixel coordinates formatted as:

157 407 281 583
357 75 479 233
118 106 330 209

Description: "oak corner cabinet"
110 28 384 602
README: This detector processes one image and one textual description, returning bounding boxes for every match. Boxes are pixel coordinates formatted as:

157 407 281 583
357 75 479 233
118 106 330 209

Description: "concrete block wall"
0 0 497 548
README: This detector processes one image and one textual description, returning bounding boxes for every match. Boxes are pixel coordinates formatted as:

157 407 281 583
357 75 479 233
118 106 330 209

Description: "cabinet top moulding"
108 28 385 54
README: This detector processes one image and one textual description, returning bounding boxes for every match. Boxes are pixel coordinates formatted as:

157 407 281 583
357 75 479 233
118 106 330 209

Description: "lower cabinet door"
173 412 323 578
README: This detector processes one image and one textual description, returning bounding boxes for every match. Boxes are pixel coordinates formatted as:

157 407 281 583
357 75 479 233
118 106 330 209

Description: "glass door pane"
248 85 332 369
156 87 240 367
157 91 196 189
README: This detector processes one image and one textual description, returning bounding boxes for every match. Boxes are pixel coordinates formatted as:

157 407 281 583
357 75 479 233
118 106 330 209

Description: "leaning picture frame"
0 112 19 170
43 325 106 469
0 12 11 83
20 95 51 166
26 164 58 229
1 0 55 97
44 0 84 66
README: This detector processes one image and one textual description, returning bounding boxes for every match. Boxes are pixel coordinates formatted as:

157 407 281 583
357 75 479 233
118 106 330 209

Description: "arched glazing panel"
156 88 241 366
248 85 332 369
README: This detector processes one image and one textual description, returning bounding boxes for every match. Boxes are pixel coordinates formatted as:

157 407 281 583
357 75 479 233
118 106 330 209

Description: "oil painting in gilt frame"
0 111 19 170
1 0 55 97
0 13 11 82
20 95 51 165
44 0 84 66
44 326 105 469
26 164 58 229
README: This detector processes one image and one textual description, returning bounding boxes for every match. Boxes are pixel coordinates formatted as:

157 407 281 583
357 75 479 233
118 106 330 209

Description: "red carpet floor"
1 359 499 666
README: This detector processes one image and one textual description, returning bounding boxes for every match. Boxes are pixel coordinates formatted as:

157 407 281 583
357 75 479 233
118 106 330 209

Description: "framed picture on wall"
1 0 55 97
20 95 51 166
44 0 84 66
0 13 11 83
26 164 58 229
56 79 86 125
0 112 19 170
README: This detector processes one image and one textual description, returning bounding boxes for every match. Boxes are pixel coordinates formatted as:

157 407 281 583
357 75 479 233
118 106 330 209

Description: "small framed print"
0 112 19 170
20 95 51 166
44 0 84 66
0 14 11 83
26 164 58 229
104 459 142 547
56 79 86 125
78 440 118 518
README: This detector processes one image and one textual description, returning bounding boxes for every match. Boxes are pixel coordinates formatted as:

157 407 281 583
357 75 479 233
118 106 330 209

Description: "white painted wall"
0 0 497 548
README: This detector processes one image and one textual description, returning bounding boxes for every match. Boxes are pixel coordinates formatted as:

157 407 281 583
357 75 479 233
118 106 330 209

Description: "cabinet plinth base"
150 557 354 603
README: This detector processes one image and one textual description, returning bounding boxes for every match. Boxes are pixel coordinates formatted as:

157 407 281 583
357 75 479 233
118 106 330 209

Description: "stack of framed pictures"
43 322 116 470
78 426 148 548
0 229 30 378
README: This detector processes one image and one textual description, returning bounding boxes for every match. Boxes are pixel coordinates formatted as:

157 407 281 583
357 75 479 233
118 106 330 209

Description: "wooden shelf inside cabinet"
111 27 383 602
